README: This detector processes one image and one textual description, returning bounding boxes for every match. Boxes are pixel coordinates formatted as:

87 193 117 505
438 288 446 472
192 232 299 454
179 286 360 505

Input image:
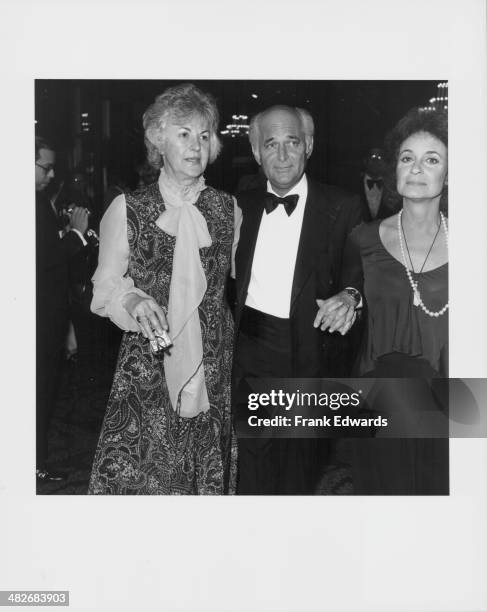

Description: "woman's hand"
314 292 357 335
122 293 169 340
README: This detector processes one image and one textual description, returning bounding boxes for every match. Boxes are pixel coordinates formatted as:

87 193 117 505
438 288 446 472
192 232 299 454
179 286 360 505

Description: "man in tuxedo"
233 105 363 494
35 137 89 482
358 147 391 220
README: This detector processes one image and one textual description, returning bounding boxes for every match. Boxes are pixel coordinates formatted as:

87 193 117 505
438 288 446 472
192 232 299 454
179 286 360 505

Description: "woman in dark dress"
357 108 448 494
317 108 449 494
88 84 237 494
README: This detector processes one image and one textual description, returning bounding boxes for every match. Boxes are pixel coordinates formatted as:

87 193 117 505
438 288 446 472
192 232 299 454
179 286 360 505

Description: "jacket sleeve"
332 196 363 294
60 229 86 259
340 223 365 294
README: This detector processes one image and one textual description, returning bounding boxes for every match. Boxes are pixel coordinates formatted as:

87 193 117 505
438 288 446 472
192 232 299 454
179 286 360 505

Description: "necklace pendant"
413 289 420 306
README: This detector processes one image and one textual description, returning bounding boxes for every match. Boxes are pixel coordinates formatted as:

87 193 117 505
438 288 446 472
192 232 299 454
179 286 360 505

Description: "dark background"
35 79 443 223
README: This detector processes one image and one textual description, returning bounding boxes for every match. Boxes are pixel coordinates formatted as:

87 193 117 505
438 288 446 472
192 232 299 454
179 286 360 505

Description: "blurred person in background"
35 137 90 482
358 147 392 221
55 170 99 369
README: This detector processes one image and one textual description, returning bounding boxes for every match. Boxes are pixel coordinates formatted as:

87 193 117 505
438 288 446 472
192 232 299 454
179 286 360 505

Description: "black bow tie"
366 178 383 190
264 193 299 216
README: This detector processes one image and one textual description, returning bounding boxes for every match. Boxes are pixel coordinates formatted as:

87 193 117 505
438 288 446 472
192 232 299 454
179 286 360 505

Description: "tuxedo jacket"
36 192 87 353
357 173 393 221
234 178 363 377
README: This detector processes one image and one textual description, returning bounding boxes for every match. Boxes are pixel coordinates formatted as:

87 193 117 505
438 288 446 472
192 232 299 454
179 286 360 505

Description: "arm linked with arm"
314 198 364 334
340 194 364 293
227 197 243 315
230 196 243 280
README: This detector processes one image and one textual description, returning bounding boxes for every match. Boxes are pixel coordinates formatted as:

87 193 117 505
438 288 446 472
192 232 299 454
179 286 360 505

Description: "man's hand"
314 291 357 335
122 293 169 341
69 206 89 235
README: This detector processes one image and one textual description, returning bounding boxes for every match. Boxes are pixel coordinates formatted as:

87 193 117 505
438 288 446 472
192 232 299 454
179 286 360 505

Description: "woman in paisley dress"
88 83 237 494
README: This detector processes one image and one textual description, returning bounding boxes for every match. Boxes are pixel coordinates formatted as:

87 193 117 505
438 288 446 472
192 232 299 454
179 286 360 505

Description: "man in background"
358 147 391 220
35 136 89 482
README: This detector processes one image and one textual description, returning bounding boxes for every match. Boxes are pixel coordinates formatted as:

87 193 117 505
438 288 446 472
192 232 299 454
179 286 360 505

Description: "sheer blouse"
346 221 448 376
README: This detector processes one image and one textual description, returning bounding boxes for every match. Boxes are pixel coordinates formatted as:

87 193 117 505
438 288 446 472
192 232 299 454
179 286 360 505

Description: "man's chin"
270 177 299 193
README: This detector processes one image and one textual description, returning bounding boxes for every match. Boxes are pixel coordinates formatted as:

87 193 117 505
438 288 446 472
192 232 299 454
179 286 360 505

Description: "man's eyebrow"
263 134 300 144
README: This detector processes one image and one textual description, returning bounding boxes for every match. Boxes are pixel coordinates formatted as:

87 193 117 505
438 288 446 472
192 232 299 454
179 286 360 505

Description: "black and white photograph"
34 79 450 497
2 0 487 610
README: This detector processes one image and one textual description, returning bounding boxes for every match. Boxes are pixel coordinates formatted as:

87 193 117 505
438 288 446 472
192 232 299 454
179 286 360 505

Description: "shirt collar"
266 173 307 201
364 173 383 183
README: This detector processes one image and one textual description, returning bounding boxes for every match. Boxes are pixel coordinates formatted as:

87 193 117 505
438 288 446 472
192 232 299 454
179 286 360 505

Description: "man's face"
365 148 384 178
35 148 55 192
254 108 311 195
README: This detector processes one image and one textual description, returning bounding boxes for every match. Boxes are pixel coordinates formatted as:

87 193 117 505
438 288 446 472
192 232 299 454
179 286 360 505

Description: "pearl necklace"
397 210 449 318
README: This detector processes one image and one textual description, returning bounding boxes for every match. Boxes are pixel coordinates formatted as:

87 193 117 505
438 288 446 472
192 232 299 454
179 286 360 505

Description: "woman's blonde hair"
143 83 222 169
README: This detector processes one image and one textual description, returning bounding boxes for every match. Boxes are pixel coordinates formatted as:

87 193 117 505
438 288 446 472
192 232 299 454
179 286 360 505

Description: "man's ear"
305 136 314 159
251 144 262 166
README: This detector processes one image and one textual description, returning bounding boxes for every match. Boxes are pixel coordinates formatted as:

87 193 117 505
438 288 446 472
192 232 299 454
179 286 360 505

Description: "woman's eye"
179 131 189 138
425 157 439 164
200 133 209 141
399 155 412 163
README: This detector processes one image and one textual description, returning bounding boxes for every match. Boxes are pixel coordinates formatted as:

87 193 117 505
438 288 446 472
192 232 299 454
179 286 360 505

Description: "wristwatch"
343 287 362 306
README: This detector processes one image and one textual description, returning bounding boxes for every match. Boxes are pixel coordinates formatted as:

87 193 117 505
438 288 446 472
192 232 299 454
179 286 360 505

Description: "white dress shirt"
245 174 308 318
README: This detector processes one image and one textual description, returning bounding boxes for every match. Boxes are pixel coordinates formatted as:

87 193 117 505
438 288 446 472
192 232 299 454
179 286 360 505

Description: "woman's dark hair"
382 107 448 213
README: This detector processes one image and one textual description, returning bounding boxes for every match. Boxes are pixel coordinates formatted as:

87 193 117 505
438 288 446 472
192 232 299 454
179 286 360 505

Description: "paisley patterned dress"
88 183 237 494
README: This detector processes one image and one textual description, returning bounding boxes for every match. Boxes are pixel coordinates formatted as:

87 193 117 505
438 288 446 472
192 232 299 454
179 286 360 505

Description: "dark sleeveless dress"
88 183 237 494
348 221 449 495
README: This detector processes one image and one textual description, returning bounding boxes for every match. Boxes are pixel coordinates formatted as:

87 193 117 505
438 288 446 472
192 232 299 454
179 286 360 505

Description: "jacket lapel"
290 180 331 314
236 189 266 310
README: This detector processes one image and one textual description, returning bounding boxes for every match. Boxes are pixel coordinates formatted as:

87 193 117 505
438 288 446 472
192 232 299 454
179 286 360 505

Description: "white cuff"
70 228 88 246
91 275 150 332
